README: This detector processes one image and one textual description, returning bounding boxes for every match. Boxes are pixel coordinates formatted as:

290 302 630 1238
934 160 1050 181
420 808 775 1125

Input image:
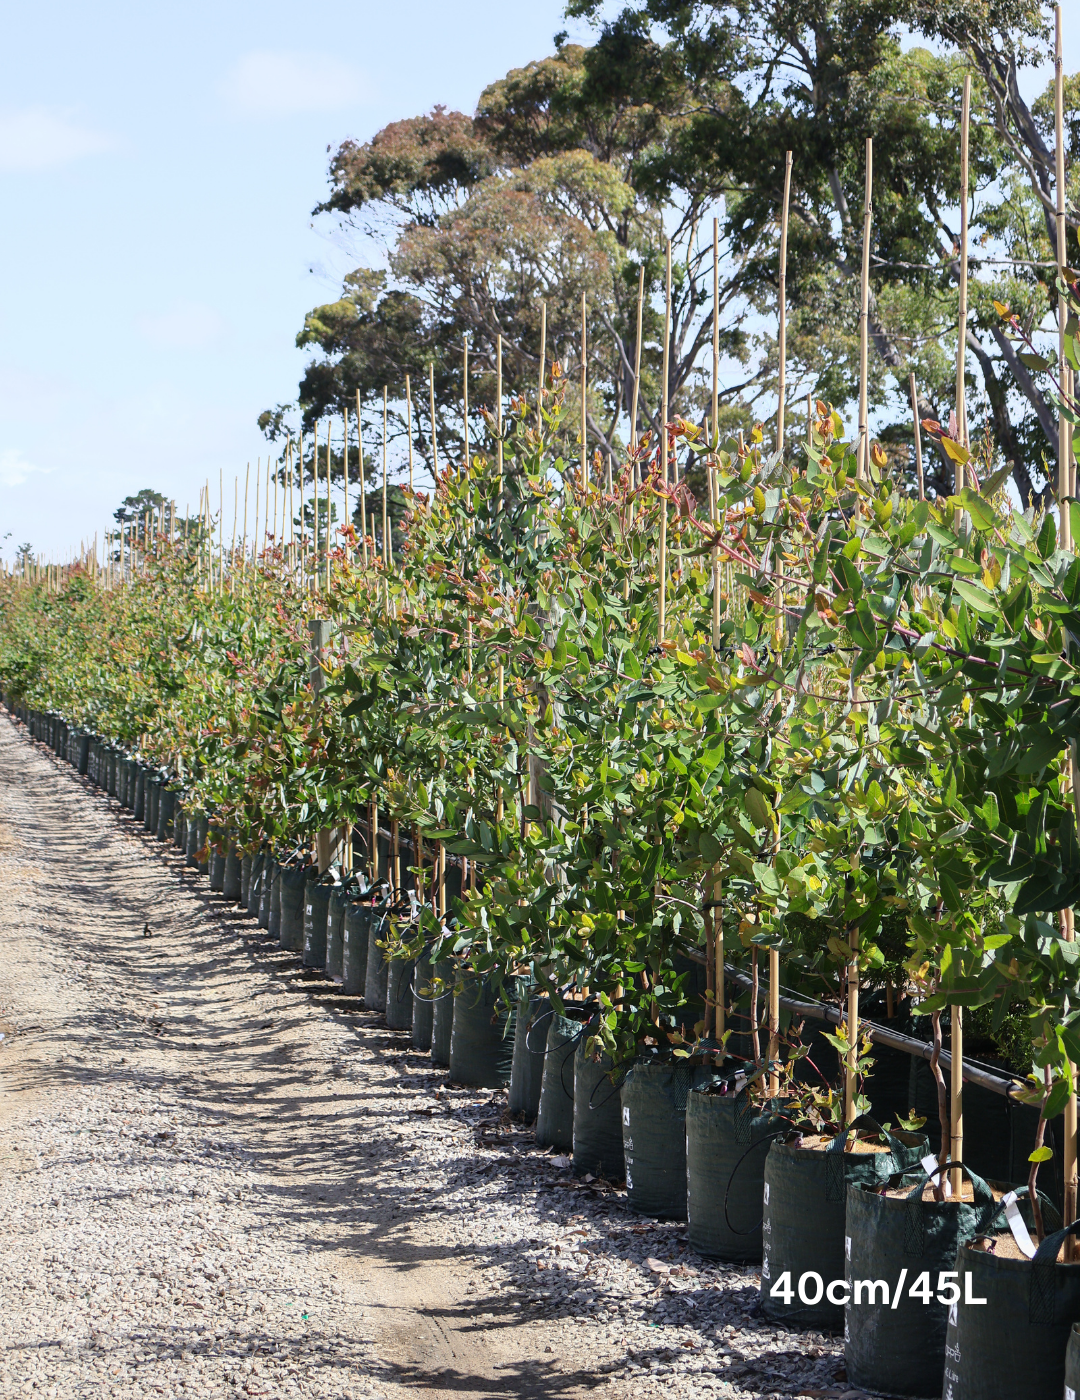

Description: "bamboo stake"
537 302 547 430
287 440 295 577
428 363 439 480
405 374 414 493
343 406 350 565
950 1006 964 1196
309 425 316 588
711 222 719 447
218 470 223 589
325 427 331 593
580 289 588 489
496 334 503 501
1056 3 1078 1239
382 387 390 566
631 263 645 461
846 922 860 1125
1057 3 1072 546
658 239 671 643
354 392 368 565
462 337 469 474
857 138 873 480
910 372 925 501
777 151 793 452
272 452 278 551
253 457 261 573
231 475 237 593
955 73 972 471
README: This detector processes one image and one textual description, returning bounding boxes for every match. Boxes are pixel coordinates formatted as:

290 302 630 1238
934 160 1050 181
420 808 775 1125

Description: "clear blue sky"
0 0 575 561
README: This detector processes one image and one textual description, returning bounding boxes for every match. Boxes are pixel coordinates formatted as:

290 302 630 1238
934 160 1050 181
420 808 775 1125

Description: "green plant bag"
302 881 332 968
277 863 308 953
341 900 370 996
258 856 275 929
325 886 347 980
942 1220 1080 1400
535 1011 581 1150
411 948 434 1052
686 1084 792 1261
386 957 415 1031
430 959 455 1067
449 974 515 1089
268 862 281 938
760 1119 927 1329
572 1030 625 1180
247 850 265 918
364 905 391 1012
621 1059 712 1219
509 990 548 1121
223 846 241 902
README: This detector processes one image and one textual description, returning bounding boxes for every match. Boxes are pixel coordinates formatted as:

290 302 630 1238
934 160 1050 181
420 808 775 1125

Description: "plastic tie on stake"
1001 1191 1037 1259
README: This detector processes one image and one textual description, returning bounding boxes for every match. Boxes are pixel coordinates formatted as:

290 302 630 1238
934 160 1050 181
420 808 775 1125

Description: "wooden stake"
343 407 350 560
231 475 237 593
910 371 925 501
287 439 295 575
581 288 588 489
658 239 671 643
857 138 873 480
405 374 414 493
955 74 972 472
253 456 261 573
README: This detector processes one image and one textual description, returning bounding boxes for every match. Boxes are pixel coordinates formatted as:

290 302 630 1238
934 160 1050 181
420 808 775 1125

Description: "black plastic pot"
621 1059 710 1219
942 1220 1080 1399
341 900 370 995
209 849 226 893
686 1085 792 1261
156 787 175 842
240 853 251 906
449 975 514 1089
508 990 548 1121
760 1121 927 1330
535 1011 581 1150
573 1031 624 1180
302 881 332 968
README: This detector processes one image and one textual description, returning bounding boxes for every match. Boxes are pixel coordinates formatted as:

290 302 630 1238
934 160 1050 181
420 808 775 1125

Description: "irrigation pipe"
684 951 1022 1101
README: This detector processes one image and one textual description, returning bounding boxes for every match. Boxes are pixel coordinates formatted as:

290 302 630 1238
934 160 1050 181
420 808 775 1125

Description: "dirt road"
0 716 845 1400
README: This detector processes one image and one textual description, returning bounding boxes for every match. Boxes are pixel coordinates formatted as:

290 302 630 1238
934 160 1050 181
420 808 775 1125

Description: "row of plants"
6 280 1080 1398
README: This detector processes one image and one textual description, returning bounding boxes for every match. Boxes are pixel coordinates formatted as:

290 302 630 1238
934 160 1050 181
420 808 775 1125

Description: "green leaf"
1019 351 1051 373
1037 512 1057 560
953 579 996 614
1028 1145 1054 1163
847 600 878 650
959 487 996 531
622 649 642 680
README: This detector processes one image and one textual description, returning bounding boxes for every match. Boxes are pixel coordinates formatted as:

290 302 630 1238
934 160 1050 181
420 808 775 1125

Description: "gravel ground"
0 714 854 1399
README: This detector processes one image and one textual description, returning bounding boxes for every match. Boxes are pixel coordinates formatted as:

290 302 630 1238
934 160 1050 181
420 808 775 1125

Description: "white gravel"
0 715 850 1399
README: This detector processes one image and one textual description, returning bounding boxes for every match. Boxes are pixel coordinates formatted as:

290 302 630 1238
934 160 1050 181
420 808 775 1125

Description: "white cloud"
221 50 370 117
0 449 50 487
0 107 114 173
136 302 228 351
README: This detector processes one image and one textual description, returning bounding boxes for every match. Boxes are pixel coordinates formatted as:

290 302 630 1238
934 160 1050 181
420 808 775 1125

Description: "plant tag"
1064 1387 1075 1400
921 1153 951 1197
1001 1191 1037 1259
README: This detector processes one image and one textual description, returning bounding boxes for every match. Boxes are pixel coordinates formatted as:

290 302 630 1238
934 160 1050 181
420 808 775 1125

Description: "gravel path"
0 715 850 1399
